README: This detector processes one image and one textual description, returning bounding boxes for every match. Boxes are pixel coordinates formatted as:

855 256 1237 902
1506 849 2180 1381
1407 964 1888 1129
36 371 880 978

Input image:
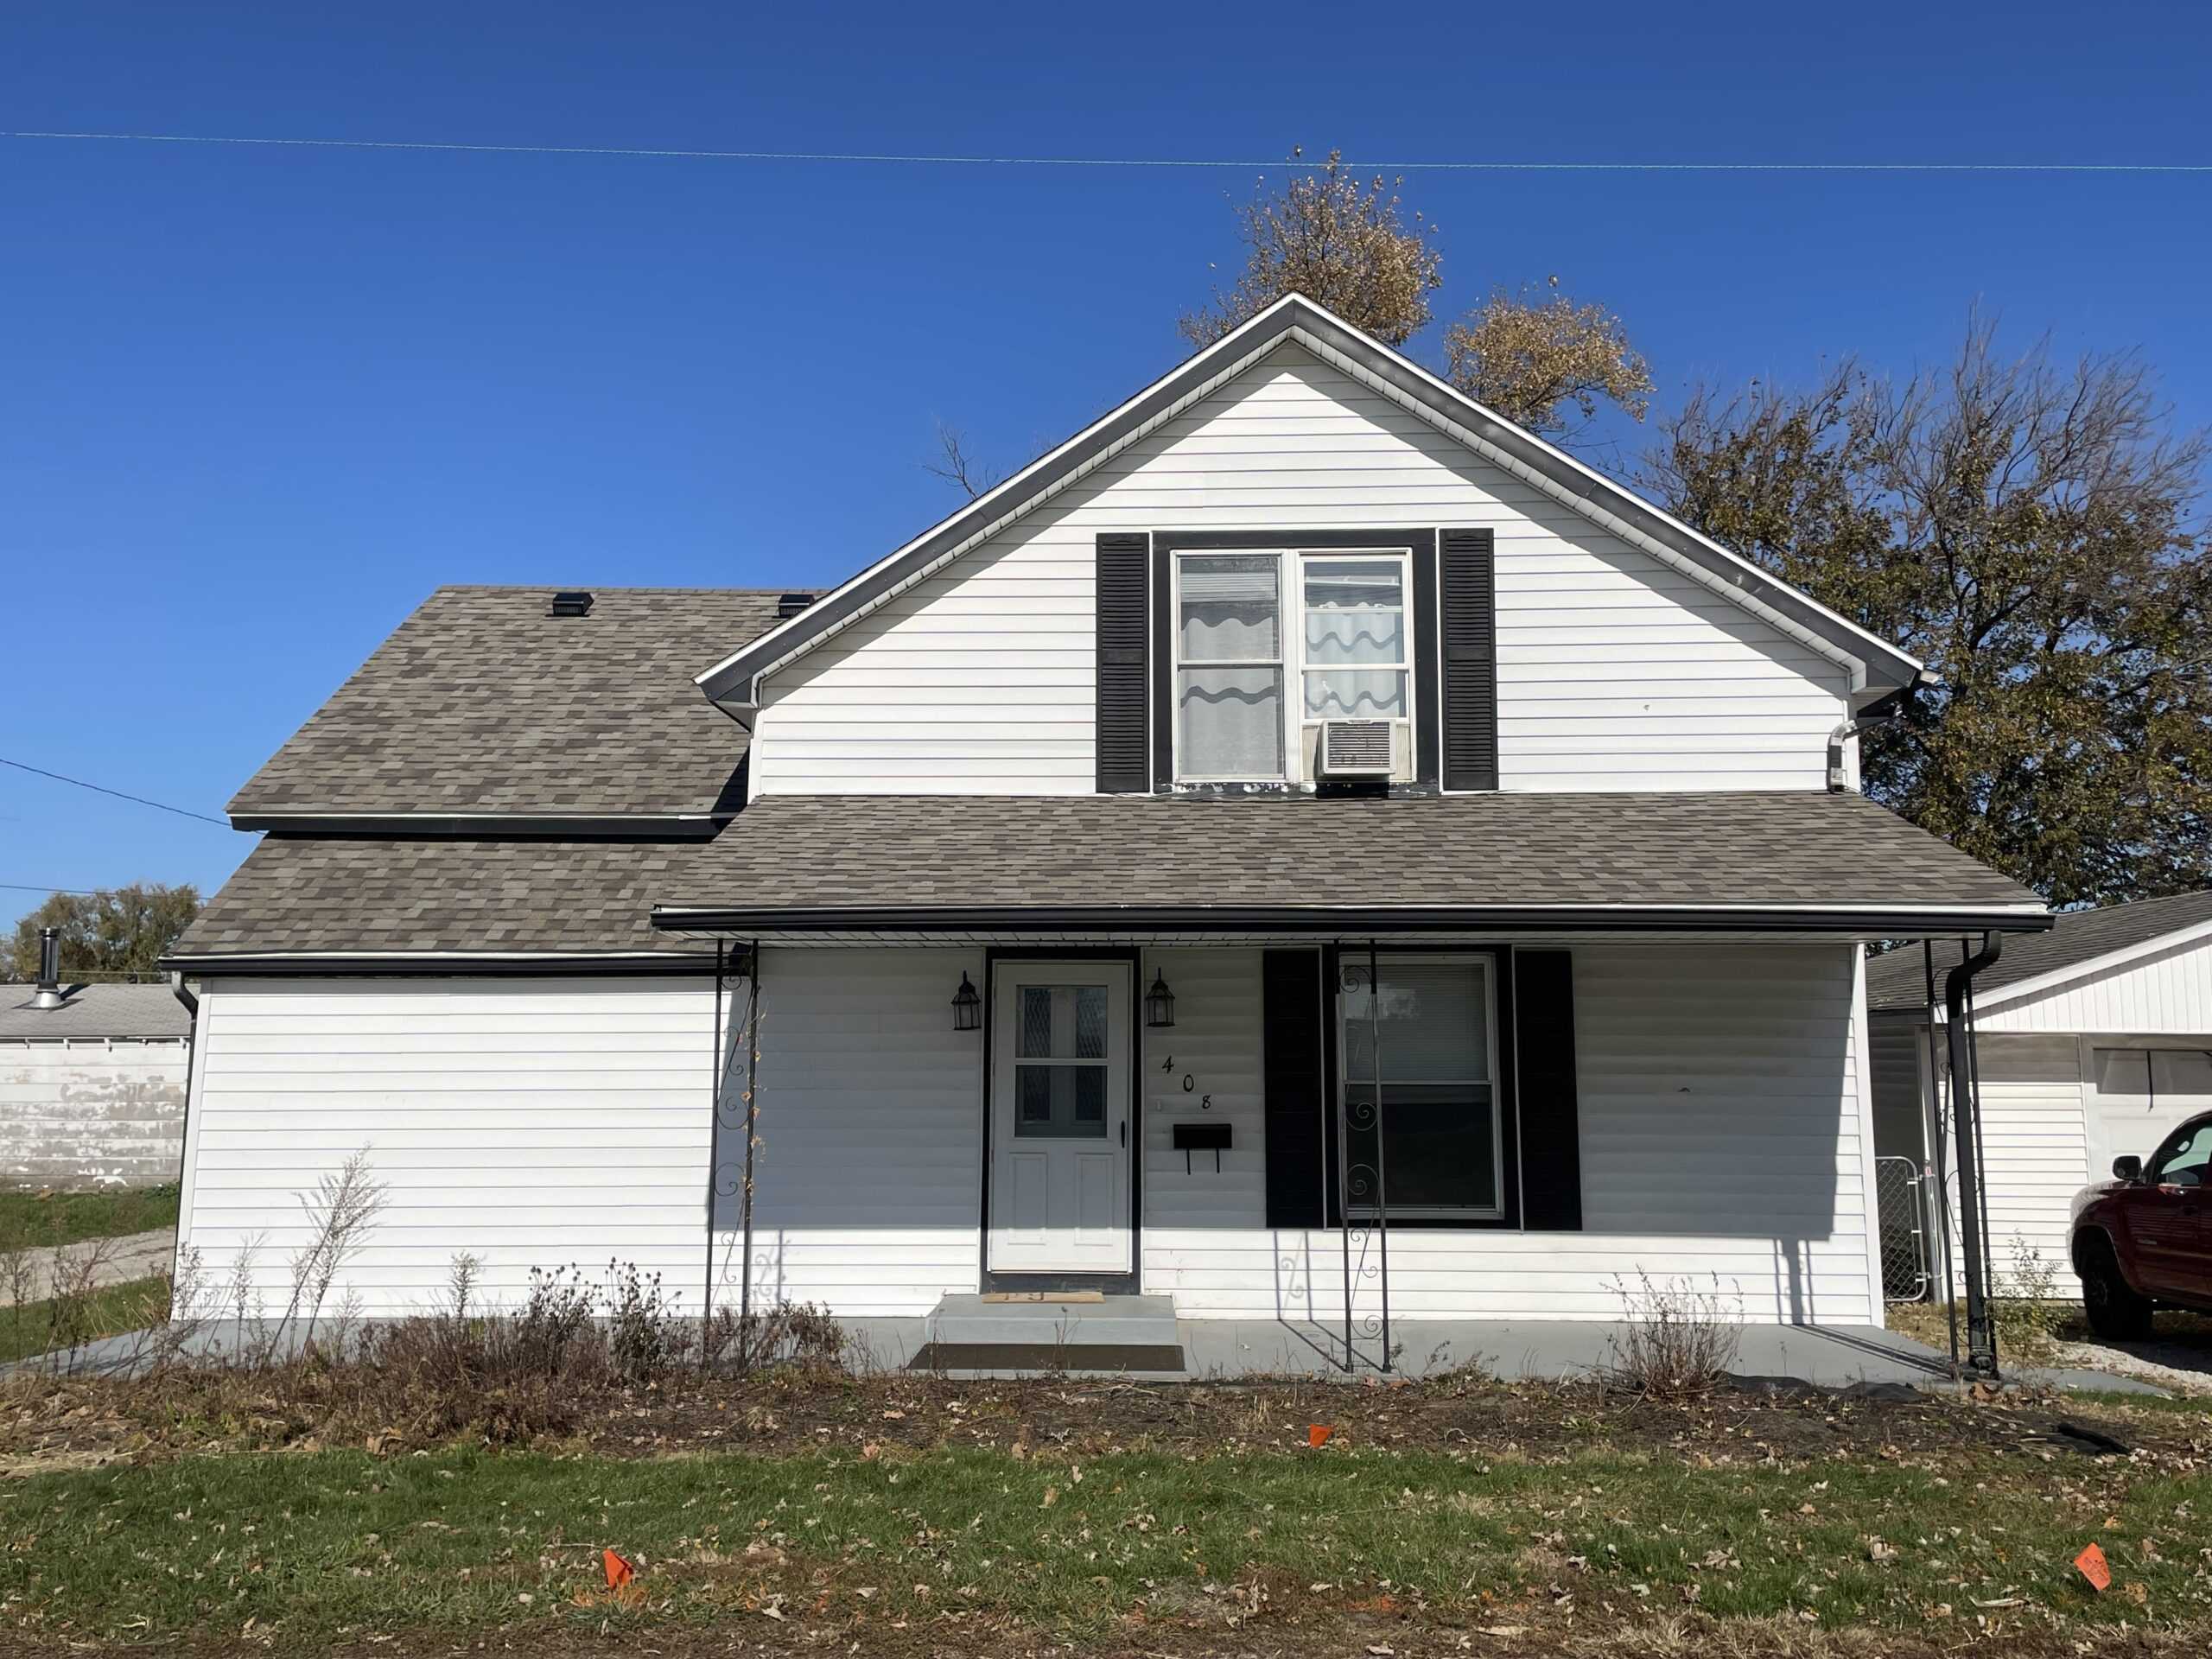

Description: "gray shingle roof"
172 793 2042 963
1867 888 2212 1012
173 837 716 958
0 983 192 1039
227 587 791 821
657 791 2045 924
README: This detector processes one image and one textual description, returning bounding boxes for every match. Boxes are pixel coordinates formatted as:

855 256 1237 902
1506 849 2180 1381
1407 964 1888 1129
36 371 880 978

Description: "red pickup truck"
2070 1109 2212 1338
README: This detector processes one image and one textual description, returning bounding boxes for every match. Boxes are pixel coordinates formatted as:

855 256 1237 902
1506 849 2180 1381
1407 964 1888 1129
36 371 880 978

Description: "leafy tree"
4 883 202 982
931 150 1651 493
1649 315 2211 906
1444 279 1654 442
1179 150 1651 443
1179 151 1444 348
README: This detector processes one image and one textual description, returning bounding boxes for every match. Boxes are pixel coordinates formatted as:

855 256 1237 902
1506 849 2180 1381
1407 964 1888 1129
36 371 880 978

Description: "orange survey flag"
2075 1542 2111 1592
604 1548 637 1590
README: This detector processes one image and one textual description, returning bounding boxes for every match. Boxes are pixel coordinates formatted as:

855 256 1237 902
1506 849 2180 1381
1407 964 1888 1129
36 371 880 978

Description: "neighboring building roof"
171 836 717 962
0 982 192 1039
1867 888 2212 1013
227 587 793 829
652 791 2045 936
697 293 1927 710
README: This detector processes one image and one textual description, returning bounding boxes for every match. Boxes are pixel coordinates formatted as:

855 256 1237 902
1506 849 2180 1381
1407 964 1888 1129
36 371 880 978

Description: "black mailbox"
1172 1121 1231 1172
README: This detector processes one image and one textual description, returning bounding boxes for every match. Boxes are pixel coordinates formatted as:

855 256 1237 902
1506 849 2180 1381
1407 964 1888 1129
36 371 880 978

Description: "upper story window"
1174 549 1414 785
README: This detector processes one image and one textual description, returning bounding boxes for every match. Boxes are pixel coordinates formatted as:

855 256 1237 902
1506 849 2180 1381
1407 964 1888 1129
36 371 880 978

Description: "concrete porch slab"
836 1315 2168 1392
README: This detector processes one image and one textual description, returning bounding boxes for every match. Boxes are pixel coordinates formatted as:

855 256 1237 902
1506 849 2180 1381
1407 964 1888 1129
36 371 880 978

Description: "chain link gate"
1874 1154 1932 1302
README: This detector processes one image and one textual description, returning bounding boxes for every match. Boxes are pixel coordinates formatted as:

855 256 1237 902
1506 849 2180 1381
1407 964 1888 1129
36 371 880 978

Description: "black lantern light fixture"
1145 969 1176 1029
951 970 982 1032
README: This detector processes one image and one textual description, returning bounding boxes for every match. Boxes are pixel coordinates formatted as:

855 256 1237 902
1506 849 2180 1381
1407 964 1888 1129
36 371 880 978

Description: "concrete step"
925 1293 1179 1350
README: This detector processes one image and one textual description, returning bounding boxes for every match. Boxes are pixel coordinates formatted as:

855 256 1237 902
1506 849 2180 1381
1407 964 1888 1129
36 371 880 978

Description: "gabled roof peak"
696 292 1926 708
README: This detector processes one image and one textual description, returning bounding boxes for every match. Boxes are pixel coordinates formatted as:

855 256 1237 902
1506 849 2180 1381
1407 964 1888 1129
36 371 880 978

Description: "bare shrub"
1608 1272 1743 1400
259 1147 385 1366
600 1260 686 1382
510 1265 594 1376
701 1299 845 1375
1994 1237 2068 1358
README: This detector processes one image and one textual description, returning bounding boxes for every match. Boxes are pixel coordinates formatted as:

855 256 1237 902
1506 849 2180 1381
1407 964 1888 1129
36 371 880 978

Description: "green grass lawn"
0 1183 178 1250
0 1274 168 1363
5 1440 2205 1646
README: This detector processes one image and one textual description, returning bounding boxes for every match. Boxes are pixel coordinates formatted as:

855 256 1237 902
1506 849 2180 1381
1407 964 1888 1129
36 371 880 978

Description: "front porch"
699 939 1903 1355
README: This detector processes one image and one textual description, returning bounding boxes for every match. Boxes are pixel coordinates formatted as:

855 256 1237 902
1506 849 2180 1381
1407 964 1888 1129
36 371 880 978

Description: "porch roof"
653 791 2049 940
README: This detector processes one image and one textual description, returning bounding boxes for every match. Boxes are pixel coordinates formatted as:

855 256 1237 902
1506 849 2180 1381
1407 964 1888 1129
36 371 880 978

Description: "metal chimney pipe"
33 927 63 1010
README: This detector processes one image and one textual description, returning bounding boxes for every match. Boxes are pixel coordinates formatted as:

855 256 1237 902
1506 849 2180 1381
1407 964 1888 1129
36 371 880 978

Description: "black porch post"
740 940 761 1336
1942 931 2003 1376
702 939 726 1361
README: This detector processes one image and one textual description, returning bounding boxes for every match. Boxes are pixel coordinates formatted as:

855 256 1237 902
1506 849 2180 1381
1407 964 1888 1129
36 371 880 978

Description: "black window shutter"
1440 527 1499 791
1262 950 1327 1228
1095 533 1149 793
1514 949 1582 1230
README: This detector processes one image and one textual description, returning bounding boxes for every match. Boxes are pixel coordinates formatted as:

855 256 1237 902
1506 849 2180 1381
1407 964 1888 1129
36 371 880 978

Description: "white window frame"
1170 547 1418 786
1171 550 1290 785
1296 550 1414 775
1337 951 1507 1223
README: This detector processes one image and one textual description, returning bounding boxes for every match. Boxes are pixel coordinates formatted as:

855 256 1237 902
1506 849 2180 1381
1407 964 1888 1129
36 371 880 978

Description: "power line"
2 883 103 895
8 130 2211 174
0 756 229 827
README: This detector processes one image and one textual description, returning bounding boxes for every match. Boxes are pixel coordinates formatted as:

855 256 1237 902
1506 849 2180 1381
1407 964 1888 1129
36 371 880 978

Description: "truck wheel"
2078 1238 2154 1341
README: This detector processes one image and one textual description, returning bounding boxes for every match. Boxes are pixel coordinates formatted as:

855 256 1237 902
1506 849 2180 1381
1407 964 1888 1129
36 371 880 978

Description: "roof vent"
550 590 594 618
777 592 816 620
33 926 63 1011
1319 720 1393 779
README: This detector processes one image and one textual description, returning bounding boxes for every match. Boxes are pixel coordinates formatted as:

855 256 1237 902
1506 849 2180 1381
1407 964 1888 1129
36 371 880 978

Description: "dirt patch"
6 1359 2205 1476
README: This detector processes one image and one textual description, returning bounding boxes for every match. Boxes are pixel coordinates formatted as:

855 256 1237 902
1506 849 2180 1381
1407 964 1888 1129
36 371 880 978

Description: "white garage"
1868 891 2212 1288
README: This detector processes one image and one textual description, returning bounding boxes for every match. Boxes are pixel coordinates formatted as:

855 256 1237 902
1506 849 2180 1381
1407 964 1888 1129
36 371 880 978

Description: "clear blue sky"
4 0 2209 929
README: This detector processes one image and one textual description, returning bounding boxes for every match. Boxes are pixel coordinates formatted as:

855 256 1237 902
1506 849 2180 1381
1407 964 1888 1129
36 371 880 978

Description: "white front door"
988 961 1133 1274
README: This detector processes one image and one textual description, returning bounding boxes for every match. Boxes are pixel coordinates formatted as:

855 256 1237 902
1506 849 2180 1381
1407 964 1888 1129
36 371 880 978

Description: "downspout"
168 969 201 1293
1920 941 1958 1374
1942 931 2003 1376
1827 682 1917 793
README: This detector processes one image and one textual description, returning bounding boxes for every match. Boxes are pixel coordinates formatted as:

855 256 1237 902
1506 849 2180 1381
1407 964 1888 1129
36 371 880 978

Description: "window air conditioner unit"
1319 719 1392 778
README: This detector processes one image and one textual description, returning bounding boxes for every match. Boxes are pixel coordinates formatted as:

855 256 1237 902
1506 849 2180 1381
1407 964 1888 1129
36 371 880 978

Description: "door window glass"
1014 983 1110 1138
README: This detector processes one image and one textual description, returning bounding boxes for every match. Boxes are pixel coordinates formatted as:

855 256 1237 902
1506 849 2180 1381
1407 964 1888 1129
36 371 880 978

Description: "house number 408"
1160 1056 1211 1109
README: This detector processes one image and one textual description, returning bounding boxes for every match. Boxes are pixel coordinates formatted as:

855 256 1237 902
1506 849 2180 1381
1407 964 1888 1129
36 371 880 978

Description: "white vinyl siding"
753 343 1850 796
1 1038 189 1188
1952 1034 2089 1280
178 945 1878 1328
1969 930 2212 1034
714 944 1872 1324
1139 944 1875 1323
719 947 985 1319
177 979 717 1315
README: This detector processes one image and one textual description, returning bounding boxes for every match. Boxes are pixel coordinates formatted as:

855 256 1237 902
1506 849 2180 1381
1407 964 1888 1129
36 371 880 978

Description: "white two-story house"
169 295 2050 1371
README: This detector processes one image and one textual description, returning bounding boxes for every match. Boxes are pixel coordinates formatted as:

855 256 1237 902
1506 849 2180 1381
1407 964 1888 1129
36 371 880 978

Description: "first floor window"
1338 955 1500 1218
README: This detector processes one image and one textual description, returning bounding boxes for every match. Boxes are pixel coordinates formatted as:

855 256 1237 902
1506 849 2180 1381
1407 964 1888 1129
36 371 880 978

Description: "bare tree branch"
922 419 1002 501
